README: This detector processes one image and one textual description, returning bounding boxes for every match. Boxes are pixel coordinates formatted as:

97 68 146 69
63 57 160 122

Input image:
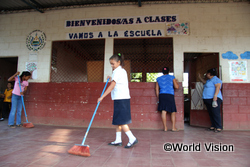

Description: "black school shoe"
124 139 138 149
207 127 215 131
108 142 122 146
214 129 222 133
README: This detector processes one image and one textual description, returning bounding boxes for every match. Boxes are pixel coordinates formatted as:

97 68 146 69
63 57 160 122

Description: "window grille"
114 38 173 82
51 39 105 82
50 38 173 83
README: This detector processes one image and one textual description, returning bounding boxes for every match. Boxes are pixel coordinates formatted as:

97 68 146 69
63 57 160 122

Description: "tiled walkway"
0 121 249 167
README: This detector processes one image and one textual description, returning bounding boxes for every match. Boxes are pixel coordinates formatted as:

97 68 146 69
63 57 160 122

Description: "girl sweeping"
97 53 138 148
8 71 31 128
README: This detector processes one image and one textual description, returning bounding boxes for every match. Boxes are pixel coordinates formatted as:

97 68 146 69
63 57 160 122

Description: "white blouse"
111 66 130 100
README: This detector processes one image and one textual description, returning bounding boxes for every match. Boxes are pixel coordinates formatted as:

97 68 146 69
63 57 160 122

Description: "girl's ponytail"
118 53 125 67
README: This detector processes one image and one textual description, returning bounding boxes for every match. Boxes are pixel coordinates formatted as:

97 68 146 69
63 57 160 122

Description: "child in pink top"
8 71 31 128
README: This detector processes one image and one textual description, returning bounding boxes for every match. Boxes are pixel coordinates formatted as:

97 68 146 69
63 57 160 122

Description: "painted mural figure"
155 67 179 132
7 71 31 128
198 68 223 133
97 53 138 148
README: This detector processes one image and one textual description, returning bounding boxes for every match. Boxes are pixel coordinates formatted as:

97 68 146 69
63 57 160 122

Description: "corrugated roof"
1 0 139 14
0 0 241 14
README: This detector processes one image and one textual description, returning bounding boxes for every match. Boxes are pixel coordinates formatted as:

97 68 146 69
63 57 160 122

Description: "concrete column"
173 38 183 82
103 38 114 82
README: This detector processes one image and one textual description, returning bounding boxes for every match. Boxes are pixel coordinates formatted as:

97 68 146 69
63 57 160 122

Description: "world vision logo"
26 30 46 51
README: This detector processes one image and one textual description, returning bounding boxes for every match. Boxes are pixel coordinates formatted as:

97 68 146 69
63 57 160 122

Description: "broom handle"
81 78 110 145
17 76 29 123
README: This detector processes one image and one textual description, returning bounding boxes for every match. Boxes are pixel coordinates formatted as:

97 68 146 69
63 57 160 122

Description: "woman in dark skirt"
98 53 138 148
155 67 179 132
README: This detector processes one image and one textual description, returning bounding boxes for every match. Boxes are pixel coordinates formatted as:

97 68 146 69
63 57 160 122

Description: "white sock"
125 131 136 146
112 132 122 144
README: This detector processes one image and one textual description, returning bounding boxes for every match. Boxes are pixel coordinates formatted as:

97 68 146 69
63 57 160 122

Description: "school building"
0 0 250 130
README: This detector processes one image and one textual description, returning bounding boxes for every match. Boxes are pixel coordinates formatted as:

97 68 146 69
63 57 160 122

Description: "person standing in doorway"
8 71 31 128
198 68 223 133
156 67 179 132
97 53 138 149
0 82 13 121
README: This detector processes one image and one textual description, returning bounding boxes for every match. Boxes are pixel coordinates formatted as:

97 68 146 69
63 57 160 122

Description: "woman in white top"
97 53 138 149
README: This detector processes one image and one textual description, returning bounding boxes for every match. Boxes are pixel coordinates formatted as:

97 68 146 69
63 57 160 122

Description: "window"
183 73 189 94
51 39 105 82
131 73 142 82
146 73 159 82
146 72 174 82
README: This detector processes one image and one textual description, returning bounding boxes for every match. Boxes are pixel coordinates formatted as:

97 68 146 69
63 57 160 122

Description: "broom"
17 75 34 128
68 78 110 157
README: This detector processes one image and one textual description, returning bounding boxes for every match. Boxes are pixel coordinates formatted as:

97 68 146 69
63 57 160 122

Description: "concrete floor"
0 121 249 167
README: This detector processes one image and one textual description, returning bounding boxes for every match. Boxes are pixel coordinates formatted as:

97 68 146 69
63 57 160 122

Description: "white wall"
0 2 249 82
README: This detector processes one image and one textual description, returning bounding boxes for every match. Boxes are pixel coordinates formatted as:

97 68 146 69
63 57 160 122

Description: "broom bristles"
68 145 90 157
23 122 34 128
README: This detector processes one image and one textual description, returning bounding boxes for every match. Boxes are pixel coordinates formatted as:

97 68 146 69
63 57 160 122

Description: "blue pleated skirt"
112 99 132 125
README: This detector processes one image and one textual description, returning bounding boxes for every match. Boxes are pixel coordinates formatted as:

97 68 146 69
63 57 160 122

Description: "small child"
97 53 138 148
8 71 31 128
0 82 13 121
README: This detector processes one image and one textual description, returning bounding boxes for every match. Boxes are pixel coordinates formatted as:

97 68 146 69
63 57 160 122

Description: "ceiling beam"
30 0 44 8
20 0 44 13
138 0 142 7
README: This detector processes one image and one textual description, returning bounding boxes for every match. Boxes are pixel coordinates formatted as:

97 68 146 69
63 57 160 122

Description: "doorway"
0 57 18 93
0 57 18 117
183 53 221 127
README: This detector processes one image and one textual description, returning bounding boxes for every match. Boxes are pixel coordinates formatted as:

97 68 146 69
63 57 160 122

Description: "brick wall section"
24 82 184 130
223 83 250 130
